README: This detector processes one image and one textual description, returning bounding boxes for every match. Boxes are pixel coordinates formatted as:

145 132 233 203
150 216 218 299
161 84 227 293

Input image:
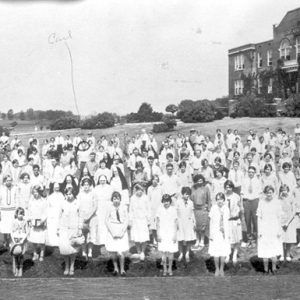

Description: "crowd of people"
1 124 300 277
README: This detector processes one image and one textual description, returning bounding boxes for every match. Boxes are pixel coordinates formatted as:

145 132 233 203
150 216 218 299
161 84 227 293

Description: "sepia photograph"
0 0 300 299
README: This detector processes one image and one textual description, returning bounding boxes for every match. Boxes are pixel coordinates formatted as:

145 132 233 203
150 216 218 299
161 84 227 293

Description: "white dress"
129 194 150 243
94 184 113 245
225 193 242 244
148 185 163 230
0 186 18 234
280 195 297 243
77 189 97 244
16 182 32 212
208 204 231 257
27 196 47 244
58 198 82 255
257 197 283 258
46 191 64 247
156 205 178 253
176 198 196 242
105 204 129 253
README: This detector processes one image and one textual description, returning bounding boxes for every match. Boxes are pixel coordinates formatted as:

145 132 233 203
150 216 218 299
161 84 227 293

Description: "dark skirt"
194 209 209 234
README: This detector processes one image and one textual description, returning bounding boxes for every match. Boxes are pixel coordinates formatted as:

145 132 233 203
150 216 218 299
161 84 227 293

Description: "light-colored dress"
27 196 47 244
46 191 64 247
176 198 196 242
225 193 242 244
10 218 28 255
148 185 163 230
280 195 297 243
208 204 231 257
105 204 129 253
129 194 150 243
0 186 18 234
94 184 114 245
257 197 283 258
156 205 178 253
58 198 82 255
78 189 97 244
293 187 300 228
16 182 32 212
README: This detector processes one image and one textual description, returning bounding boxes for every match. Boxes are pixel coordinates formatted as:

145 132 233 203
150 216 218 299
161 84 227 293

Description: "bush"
81 112 115 129
126 103 163 123
50 118 80 130
179 100 216 123
0 126 10 136
152 123 170 133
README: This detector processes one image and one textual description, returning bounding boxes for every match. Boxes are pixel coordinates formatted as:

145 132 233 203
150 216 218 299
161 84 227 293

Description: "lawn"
9 117 299 149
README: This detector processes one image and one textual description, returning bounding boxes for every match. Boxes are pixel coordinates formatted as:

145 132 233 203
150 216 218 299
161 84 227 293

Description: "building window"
257 52 262 68
234 80 244 95
268 78 273 94
280 39 291 60
267 50 272 66
257 78 262 94
234 54 244 70
296 37 300 58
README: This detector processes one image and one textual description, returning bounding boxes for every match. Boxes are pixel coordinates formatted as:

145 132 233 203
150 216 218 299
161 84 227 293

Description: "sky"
0 0 299 116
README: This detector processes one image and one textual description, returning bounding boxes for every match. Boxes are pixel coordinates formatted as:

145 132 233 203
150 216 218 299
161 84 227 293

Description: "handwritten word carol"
48 31 72 45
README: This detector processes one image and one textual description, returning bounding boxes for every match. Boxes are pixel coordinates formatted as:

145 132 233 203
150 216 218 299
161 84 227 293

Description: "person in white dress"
46 182 64 248
208 192 230 277
16 173 32 213
224 180 242 264
105 191 129 276
257 186 282 273
27 185 47 261
279 184 297 261
177 187 196 263
0 175 18 247
156 194 178 276
58 187 83 276
148 175 163 246
77 178 97 259
129 184 150 261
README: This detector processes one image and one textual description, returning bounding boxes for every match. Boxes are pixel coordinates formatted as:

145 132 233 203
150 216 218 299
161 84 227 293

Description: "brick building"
228 8 300 100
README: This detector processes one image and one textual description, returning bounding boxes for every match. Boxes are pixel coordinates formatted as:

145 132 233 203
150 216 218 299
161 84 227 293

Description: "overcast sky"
0 0 299 115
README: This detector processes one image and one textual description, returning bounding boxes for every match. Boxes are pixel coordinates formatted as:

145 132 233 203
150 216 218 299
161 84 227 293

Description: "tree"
81 112 115 129
165 104 178 115
1 113 6 120
137 102 153 116
19 111 26 120
26 108 35 120
7 109 14 120
126 102 163 123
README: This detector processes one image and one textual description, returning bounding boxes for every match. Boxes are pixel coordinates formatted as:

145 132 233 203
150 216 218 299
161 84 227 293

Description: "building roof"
228 44 255 55
277 7 300 28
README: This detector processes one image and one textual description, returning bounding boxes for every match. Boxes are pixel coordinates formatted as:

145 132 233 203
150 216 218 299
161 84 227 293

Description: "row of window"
234 38 300 71
234 79 273 95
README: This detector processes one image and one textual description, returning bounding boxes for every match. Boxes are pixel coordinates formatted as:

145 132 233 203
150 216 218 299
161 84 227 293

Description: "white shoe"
32 253 39 261
178 253 183 262
140 252 145 261
279 256 284 262
185 252 190 263
297 243 300 248
199 241 204 248
88 251 92 258
286 256 292 262
232 251 238 264
225 256 230 264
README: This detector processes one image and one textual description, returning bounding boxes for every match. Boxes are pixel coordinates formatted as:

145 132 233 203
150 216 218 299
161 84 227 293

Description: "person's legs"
214 257 220 277
219 256 225 277
64 256 70 275
82 243 87 258
112 253 119 274
243 200 252 238
69 254 76 275
232 245 238 264
87 243 93 258
185 242 191 262
18 256 24 277
32 243 38 261
167 253 174 276
285 243 292 260
39 244 45 261
140 242 147 260
251 199 259 239
263 258 269 273
12 256 16 276
271 257 277 273
162 253 167 276
119 253 125 274
178 241 183 261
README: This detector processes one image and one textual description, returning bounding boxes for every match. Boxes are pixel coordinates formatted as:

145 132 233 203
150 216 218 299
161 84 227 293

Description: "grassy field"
7 117 299 149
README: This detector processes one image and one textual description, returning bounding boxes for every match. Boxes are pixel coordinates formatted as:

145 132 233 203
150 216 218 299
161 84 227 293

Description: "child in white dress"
129 184 150 261
58 187 83 276
156 194 178 276
280 184 297 261
10 207 28 277
177 187 196 263
208 192 230 277
148 175 163 246
105 191 129 276
27 185 47 261
46 182 64 248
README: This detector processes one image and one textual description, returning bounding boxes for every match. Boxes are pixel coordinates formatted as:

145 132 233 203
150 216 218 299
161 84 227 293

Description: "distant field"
2 117 299 149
